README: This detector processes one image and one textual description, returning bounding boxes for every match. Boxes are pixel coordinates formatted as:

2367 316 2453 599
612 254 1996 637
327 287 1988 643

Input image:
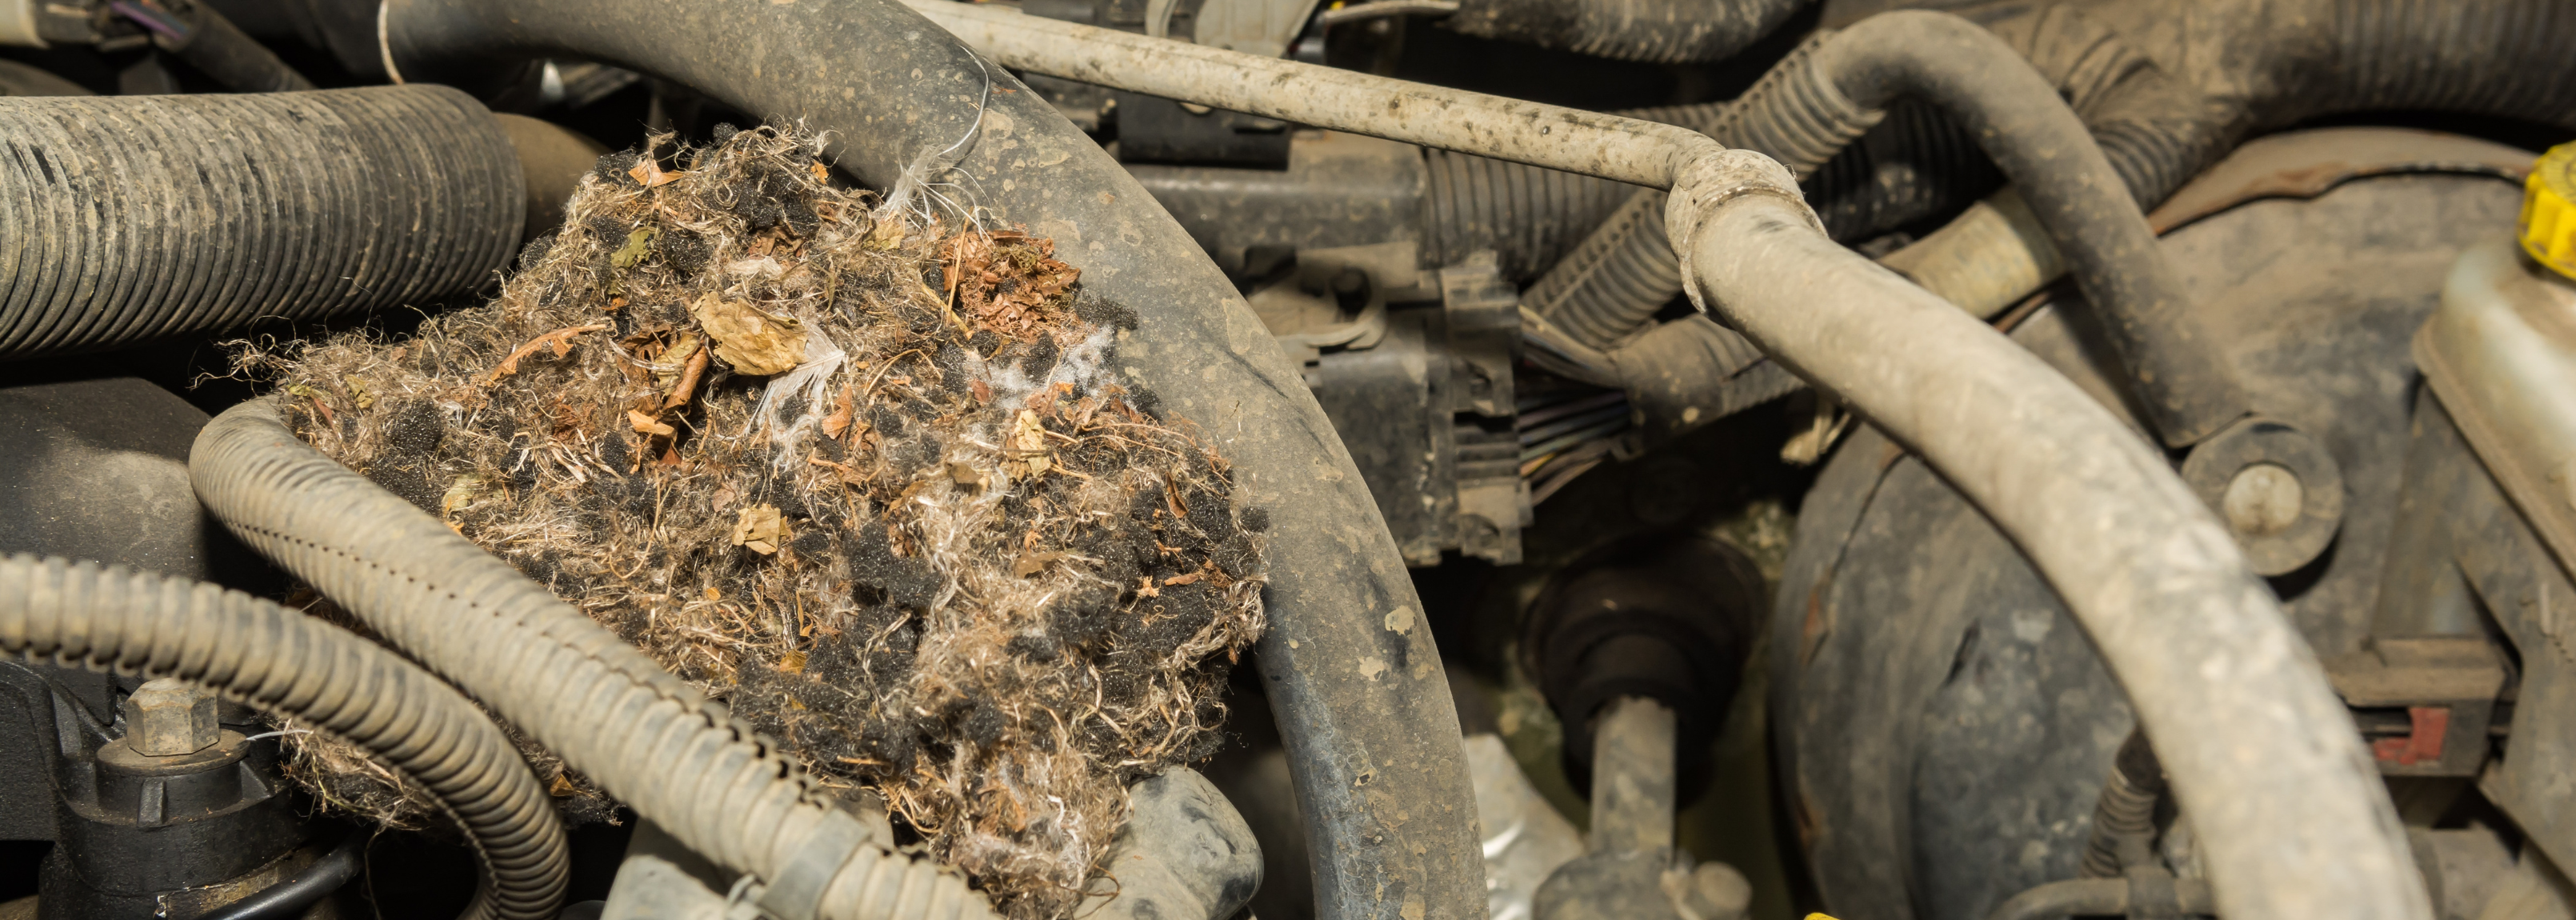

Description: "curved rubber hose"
0 86 522 361
1438 0 1806 64
1679 191 2425 920
190 398 994 920
0 554 568 920
1822 10 2251 446
372 1 1490 915
1545 14 2245 446
199 833 367 920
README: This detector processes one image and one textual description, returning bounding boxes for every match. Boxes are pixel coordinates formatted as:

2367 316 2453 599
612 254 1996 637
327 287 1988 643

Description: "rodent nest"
252 124 1267 918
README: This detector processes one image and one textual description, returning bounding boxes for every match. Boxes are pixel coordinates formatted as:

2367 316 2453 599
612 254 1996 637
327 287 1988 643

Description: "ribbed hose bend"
190 398 996 920
0 87 522 360
1528 32 1871 350
0 554 567 920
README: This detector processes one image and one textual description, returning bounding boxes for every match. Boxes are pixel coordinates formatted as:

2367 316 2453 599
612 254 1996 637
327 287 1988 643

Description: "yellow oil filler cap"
2518 141 2576 279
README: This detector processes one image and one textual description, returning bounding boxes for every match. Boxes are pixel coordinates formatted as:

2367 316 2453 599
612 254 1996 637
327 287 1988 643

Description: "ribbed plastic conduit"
0 554 567 920
0 86 522 360
190 398 994 920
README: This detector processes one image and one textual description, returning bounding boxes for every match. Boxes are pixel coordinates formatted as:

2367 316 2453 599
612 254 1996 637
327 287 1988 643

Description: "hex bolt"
123 678 221 757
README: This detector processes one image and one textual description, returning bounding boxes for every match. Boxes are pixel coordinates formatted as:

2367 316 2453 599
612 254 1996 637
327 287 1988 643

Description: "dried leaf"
342 376 374 410
628 410 675 437
866 218 906 250
611 227 658 269
808 454 866 486
439 474 482 517
485 324 608 385
690 293 807 376
821 385 856 439
1007 409 1051 478
730 503 787 555
970 379 992 404
628 158 679 187
948 462 990 490
1011 552 1066 578
1162 571 1205 586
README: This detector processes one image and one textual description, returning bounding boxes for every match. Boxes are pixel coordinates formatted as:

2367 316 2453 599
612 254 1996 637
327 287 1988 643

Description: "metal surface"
1696 186 2422 920
1773 155 2522 920
1886 127 2540 320
2381 385 2576 880
906 0 1720 189
1582 698 1674 858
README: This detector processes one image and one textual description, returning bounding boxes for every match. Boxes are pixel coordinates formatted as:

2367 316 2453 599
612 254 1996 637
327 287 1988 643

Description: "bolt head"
123 678 219 757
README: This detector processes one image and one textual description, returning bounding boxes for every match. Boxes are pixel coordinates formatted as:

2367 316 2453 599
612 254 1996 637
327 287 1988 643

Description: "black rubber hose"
1539 14 2237 445
367 0 1486 916
1438 0 1808 64
138 0 320 92
190 398 994 920
198 833 367 920
0 554 569 920
0 86 523 361
1823 10 2251 446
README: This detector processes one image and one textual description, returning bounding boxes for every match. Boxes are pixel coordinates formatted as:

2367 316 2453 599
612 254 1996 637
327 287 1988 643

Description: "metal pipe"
1586 697 1676 856
904 0 1718 189
906 5 2430 917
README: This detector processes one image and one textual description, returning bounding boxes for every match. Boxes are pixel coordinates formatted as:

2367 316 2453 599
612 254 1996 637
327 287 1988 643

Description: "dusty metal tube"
1585 696 1675 856
892 7 2426 917
904 0 1718 190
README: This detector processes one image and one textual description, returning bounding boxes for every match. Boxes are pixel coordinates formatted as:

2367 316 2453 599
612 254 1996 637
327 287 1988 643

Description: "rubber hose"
1438 0 1807 64
0 86 523 361
1825 10 2253 446
199 832 368 920
0 554 570 920
1526 32 1872 350
365 0 1487 915
150 0 319 92
1870 0 2576 319
190 398 996 920
1530 6 2194 352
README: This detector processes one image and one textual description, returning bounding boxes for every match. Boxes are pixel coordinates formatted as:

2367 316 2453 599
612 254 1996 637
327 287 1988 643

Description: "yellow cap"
2519 142 2576 279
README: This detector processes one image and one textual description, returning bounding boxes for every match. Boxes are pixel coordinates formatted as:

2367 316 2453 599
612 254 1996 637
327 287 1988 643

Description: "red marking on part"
2373 706 2451 766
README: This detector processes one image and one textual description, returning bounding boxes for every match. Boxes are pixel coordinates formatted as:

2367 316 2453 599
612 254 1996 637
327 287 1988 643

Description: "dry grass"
239 125 1266 918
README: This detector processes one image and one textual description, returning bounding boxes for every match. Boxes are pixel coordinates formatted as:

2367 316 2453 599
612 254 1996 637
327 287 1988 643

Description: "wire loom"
253 125 1266 918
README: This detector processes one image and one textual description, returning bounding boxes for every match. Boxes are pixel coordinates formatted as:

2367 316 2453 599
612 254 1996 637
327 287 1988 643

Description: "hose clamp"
1663 148 1824 315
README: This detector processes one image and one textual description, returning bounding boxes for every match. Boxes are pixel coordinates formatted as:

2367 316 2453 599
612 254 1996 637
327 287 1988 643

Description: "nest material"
254 125 1266 917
